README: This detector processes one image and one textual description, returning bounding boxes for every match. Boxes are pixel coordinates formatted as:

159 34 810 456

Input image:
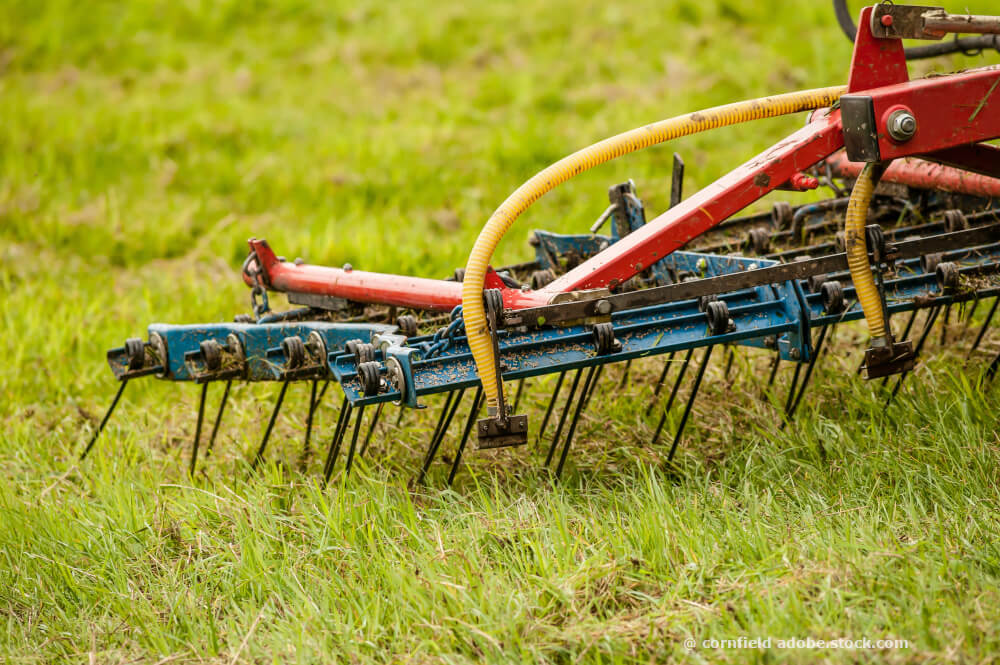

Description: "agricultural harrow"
84 3 1000 483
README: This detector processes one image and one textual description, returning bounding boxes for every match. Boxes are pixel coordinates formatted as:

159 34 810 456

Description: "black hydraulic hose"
833 0 1000 60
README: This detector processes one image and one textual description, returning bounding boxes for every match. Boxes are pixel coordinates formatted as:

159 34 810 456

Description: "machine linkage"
83 3 1000 483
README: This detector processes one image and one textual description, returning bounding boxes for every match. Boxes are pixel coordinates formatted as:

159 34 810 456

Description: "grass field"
3 1 1000 662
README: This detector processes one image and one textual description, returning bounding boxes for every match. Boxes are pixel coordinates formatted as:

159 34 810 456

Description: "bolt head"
595 300 611 315
887 110 916 142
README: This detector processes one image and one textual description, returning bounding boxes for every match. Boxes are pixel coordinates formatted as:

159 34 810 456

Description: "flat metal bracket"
476 414 528 449
863 340 916 379
840 95 881 163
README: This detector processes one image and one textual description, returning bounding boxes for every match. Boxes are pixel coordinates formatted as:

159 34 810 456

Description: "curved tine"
536 371 566 444
322 397 350 482
511 379 525 413
618 359 632 388
80 379 129 461
250 380 289 472
962 297 981 328
723 346 735 380
940 303 952 347
359 402 385 459
645 352 676 416
581 364 604 410
418 389 466 484
302 379 319 461
662 349 692 414
544 368 584 467
205 379 232 455
343 405 367 476
189 382 208 477
316 379 331 404
650 348 694 447
428 391 457 455
448 386 484 487
782 361 803 417
967 296 1000 361
887 305 941 407
783 324 829 426
667 344 714 463
985 349 1000 383
765 353 781 390
555 365 598 479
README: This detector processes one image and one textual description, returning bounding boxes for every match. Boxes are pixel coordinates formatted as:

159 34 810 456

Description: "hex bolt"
887 110 917 142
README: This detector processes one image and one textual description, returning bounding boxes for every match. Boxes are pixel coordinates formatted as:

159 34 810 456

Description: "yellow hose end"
844 163 887 341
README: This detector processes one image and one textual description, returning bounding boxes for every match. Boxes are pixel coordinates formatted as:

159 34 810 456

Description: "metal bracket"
476 414 529 450
871 5 1000 41
863 339 916 379
840 95 880 163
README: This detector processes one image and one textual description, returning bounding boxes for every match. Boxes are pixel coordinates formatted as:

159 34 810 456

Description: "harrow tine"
511 379 525 413
967 296 1000 360
359 402 384 459
430 391 457 450
343 405 366 476
887 306 941 407
537 371 566 443
80 379 129 461
251 380 289 471
766 353 781 389
554 365 598 479
646 352 676 415
545 368 584 467
962 297 982 329
783 362 803 416
619 359 632 388
418 389 466 484
984 349 1000 383
189 382 208 476
940 303 952 347
582 364 604 410
650 348 694 447
723 346 735 381
205 379 232 454
316 379 331 404
302 379 319 461
448 385 484 486
667 344 714 462
322 397 350 483
783 324 829 425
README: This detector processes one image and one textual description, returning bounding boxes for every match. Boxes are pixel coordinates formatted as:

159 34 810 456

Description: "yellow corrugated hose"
844 162 887 340
461 85 847 416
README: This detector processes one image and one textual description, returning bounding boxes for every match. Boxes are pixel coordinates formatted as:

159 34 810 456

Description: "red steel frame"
245 6 1000 313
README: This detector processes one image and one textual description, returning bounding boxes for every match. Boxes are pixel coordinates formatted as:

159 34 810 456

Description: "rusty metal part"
503 224 1000 328
825 152 1000 199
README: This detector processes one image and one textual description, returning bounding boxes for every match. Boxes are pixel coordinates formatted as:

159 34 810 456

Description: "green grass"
3 0 1000 662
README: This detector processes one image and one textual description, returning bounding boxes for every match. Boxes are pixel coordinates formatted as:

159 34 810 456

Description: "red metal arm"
825 151 1000 198
245 239 534 312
